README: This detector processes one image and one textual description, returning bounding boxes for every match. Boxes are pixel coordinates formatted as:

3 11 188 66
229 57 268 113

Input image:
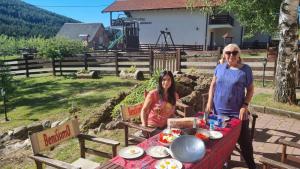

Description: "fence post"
84 53 88 71
23 54 29 78
115 52 119 76
176 49 181 72
149 49 154 76
59 58 63 76
52 58 56 76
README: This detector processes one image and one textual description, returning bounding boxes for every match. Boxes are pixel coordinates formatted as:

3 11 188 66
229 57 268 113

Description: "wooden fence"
3 50 276 81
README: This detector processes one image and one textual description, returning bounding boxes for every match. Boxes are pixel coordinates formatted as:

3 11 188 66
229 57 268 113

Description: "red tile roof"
102 0 225 13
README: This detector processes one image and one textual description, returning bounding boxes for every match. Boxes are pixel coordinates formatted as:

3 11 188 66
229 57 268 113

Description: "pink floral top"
147 89 178 128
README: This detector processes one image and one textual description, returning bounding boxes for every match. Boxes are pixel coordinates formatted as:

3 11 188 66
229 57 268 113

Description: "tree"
187 0 299 104
274 0 298 103
0 59 15 121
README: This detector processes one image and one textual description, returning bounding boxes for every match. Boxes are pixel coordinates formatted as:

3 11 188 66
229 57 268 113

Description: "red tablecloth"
109 118 241 169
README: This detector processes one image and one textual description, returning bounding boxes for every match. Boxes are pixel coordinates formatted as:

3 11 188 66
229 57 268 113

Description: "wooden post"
51 58 56 76
59 58 63 76
176 49 181 72
124 126 129 147
149 49 154 76
24 54 29 77
84 53 88 71
281 144 287 163
79 138 86 158
112 145 117 157
115 52 119 76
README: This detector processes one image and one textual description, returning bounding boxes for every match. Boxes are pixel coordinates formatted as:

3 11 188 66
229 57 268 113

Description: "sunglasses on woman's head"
225 51 239 56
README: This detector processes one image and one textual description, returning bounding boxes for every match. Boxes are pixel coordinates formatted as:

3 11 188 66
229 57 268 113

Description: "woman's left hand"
239 107 249 120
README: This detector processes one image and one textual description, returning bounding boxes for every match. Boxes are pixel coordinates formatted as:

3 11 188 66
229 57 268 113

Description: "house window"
140 21 152 25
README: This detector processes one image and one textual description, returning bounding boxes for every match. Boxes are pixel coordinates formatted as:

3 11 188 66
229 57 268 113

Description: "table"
97 118 241 169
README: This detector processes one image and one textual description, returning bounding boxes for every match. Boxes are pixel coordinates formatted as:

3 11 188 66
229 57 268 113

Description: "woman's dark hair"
157 70 176 105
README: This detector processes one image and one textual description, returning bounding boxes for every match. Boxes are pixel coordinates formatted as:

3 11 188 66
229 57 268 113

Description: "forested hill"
0 0 80 38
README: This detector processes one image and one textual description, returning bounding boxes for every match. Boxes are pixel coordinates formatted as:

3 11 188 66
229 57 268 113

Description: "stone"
96 123 106 133
173 71 183 77
59 117 70 125
27 122 43 134
51 121 60 128
81 91 129 132
105 121 122 130
88 129 96 136
42 120 51 129
0 132 7 139
12 126 28 140
119 70 126 77
0 134 11 144
134 70 144 80
7 130 13 136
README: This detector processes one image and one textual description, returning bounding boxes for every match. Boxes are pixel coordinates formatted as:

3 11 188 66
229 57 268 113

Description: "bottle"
209 120 214 130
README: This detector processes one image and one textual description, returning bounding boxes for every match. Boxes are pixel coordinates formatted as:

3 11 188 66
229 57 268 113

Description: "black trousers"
238 119 256 169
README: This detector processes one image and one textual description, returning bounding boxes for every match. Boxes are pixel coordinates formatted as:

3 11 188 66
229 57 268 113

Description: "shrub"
111 70 160 118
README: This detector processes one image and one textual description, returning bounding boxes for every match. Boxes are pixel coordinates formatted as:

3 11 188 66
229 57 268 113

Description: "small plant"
77 68 90 74
125 65 137 73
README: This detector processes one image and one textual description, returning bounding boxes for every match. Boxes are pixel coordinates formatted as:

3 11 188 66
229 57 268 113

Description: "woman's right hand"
205 101 212 113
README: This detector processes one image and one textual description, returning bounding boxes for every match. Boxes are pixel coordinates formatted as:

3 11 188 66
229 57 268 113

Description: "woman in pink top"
141 70 178 129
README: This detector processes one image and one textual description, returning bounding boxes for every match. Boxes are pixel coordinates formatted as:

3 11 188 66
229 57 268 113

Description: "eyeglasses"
225 51 239 56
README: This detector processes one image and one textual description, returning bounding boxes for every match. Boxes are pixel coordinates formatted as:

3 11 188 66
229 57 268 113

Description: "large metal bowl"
169 135 206 163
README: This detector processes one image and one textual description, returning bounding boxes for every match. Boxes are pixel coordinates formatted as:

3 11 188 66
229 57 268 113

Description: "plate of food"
146 146 170 158
208 131 223 139
158 128 182 146
154 158 183 169
118 146 144 159
195 129 210 142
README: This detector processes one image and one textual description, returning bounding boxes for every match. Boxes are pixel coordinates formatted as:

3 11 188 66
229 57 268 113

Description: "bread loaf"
167 117 196 129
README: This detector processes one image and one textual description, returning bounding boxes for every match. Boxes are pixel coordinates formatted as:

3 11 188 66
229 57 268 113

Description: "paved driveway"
229 112 300 168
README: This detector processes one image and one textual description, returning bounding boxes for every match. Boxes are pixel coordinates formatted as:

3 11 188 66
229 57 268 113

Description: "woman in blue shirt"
206 44 256 169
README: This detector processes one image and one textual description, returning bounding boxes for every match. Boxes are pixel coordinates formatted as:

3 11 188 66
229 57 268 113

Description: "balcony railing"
209 15 234 26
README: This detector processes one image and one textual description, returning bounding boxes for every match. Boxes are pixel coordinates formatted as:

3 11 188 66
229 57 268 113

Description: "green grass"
252 93 300 112
253 80 274 88
0 55 22 60
0 76 138 133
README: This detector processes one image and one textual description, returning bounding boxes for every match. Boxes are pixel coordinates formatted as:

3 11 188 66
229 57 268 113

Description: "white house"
103 0 270 49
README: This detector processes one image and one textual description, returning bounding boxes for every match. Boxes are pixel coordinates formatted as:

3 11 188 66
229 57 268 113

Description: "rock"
173 71 183 77
96 123 106 133
59 117 70 125
119 70 126 78
105 121 122 130
0 134 11 144
81 91 129 132
0 132 7 139
42 120 51 129
134 70 144 80
27 123 43 134
88 129 96 136
7 130 13 136
176 83 193 98
13 126 28 140
51 121 60 128
90 71 100 79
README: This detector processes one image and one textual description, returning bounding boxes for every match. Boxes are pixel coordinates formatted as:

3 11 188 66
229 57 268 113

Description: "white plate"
146 146 170 158
208 131 223 139
220 115 230 122
155 158 183 169
118 146 144 159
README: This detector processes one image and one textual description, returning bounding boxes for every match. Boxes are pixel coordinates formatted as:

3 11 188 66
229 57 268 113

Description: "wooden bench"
260 138 300 169
29 116 120 169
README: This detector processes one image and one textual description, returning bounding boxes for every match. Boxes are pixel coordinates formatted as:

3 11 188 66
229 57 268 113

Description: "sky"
22 0 116 27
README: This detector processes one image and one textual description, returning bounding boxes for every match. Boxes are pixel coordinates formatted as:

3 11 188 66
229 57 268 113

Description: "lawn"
0 75 139 133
